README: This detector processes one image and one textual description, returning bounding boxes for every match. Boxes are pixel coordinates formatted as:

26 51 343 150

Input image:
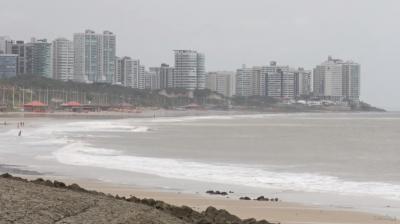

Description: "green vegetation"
0 75 228 109
0 75 384 112
231 96 278 108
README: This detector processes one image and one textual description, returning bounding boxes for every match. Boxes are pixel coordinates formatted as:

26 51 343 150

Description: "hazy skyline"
1 0 399 109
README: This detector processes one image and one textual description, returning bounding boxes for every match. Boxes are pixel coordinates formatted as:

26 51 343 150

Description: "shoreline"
12 173 400 224
0 108 387 120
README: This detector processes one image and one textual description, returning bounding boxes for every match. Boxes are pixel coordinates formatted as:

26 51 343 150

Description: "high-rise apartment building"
102 31 116 83
206 71 236 97
0 36 11 54
173 50 205 90
266 70 295 99
114 57 123 85
294 68 312 97
342 62 360 101
144 70 160 90
31 39 52 78
235 62 296 99
251 66 266 96
0 54 17 78
52 38 74 81
117 57 144 89
11 41 33 75
149 63 174 89
313 56 360 101
235 66 253 97
258 62 292 98
196 53 206 89
73 30 116 83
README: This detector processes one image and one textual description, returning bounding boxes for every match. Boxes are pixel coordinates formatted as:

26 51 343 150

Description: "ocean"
1 112 400 217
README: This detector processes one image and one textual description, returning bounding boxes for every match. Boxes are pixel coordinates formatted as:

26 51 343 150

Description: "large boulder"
203 206 242 224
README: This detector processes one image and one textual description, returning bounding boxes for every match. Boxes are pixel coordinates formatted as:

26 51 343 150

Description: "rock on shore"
0 174 274 224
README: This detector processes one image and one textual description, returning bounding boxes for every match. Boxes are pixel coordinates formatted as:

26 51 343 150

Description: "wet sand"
28 175 400 224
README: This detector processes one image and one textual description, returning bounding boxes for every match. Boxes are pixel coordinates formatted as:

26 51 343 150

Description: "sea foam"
53 142 400 201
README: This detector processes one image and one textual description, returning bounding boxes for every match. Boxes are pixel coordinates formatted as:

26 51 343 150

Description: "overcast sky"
1 0 399 110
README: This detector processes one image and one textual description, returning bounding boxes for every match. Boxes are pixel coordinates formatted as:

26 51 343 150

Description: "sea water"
1 112 400 217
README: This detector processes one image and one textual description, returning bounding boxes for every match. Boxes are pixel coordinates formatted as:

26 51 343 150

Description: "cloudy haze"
1 0 399 109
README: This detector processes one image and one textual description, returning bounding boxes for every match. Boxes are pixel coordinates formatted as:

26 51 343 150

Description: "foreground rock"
0 174 274 224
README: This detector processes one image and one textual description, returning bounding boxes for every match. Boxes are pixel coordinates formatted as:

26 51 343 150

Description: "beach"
1 111 400 223
1 173 398 224
42 175 400 224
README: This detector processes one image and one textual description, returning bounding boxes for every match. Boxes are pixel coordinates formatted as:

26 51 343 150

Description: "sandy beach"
22 175 398 224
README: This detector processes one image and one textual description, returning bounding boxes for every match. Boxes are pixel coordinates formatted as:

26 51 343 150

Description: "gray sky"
1 0 399 110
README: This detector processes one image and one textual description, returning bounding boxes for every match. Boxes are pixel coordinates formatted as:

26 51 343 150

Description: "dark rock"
243 218 257 224
206 190 229 196
155 200 170 210
141 198 157 207
255 196 270 201
256 220 273 224
203 206 242 224
67 183 86 192
196 217 213 224
44 180 54 187
31 178 45 184
239 196 251 200
127 196 140 203
0 173 12 178
53 180 67 188
168 205 195 221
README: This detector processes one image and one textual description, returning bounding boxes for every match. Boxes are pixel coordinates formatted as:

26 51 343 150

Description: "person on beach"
18 130 22 136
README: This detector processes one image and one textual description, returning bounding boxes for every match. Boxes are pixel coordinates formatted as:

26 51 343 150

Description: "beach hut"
23 101 48 112
61 101 82 112
183 103 202 110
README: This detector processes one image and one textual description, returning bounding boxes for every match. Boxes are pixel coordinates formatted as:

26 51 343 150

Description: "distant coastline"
0 75 383 115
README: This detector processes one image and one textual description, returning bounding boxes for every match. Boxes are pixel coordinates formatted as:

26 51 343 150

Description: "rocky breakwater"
0 173 276 224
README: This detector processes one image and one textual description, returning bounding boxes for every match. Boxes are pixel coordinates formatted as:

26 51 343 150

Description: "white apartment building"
314 56 360 101
149 63 174 89
235 62 297 99
206 71 236 97
259 62 291 98
294 68 312 97
235 66 253 97
174 50 205 90
251 67 266 96
0 36 11 54
266 71 295 99
73 30 116 83
52 38 74 81
144 70 160 90
117 57 144 89
342 62 360 101
114 57 123 85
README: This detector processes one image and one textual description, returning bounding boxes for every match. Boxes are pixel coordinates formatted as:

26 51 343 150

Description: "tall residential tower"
73 30 116 83
173 50 205 90
52 38 74 81
313 56 360 101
